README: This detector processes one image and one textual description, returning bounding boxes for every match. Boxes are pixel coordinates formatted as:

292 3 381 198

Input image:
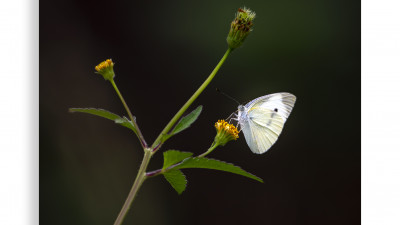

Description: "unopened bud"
227 7 256 50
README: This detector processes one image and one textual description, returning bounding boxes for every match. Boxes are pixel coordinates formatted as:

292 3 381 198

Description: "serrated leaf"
162 106 202 143
163 150 193 169
163 169 187 194
174 157 263 183
69 108 137 133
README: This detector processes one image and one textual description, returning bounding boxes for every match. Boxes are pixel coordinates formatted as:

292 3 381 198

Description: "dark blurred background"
40 0 360 224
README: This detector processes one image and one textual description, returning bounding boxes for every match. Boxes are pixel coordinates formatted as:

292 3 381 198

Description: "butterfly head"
238 105 245 112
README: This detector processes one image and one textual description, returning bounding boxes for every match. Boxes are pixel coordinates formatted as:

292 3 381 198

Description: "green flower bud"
227 7 256 50
95 59 115 81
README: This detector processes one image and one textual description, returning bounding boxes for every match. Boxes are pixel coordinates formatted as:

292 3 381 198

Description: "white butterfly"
234 92 296 154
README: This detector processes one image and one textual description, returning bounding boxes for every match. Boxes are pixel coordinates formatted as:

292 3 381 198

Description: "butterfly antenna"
216 88 241 105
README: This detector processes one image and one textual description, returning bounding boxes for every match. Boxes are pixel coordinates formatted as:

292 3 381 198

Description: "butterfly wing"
242 108 285 154
245 92 296 121
241 92 296 154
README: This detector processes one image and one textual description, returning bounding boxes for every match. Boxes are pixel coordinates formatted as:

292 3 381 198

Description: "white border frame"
362 0 400 224
0 0 38 224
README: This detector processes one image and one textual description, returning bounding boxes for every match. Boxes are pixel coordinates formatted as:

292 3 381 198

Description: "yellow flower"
213 120 239 146
95 59 115 81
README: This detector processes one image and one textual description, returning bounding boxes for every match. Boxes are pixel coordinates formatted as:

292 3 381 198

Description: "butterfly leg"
226 110 239 123
227 113 238 124
230 116 238 123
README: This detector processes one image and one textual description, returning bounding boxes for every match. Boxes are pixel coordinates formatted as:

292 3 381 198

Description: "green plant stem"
114 47 232 224
110 79 148 148
151 48 233 150
198 143 218 158
113 149 152 225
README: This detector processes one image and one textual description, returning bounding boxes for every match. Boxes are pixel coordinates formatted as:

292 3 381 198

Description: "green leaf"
172 105 202 135
163 150 193 169
163 169 187 194
115 116 137 133
70 108 120 120
162 105 203 143
162 106 202 142
174 157 263 183
69 108 137 133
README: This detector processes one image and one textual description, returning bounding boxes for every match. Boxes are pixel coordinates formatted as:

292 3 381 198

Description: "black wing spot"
274 108 278 112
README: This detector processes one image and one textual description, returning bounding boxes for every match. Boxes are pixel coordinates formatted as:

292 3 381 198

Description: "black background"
40 0 360 224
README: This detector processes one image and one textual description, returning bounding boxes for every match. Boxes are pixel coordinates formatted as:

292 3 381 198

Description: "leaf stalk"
110 79 148 148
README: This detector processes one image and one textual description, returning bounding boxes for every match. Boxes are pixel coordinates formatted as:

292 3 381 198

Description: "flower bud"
95 59 115 81
227 7 256 50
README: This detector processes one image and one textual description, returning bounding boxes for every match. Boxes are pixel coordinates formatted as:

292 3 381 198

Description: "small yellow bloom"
214 120 239 146
95 59 115 81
